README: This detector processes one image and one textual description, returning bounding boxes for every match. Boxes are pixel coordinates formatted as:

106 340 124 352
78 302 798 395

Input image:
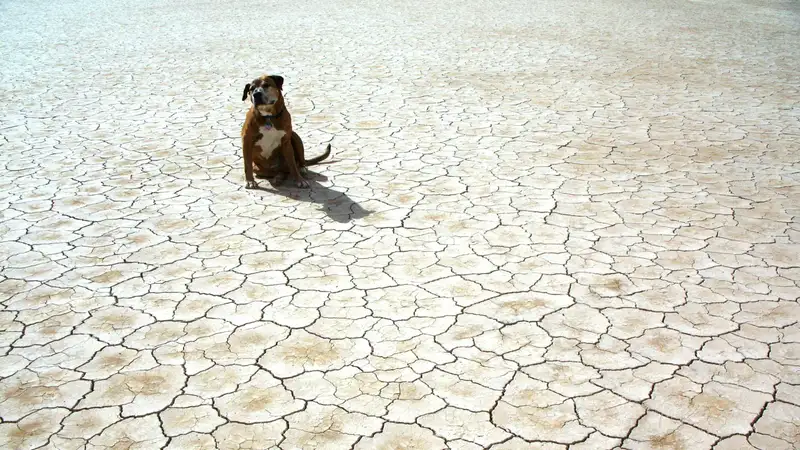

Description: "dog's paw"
245 180 259 189
295 178 310 188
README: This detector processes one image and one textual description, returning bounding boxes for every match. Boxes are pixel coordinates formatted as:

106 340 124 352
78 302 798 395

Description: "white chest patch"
255 126 286 159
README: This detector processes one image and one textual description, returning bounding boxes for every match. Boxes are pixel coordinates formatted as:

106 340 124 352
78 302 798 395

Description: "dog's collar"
259 108 284 120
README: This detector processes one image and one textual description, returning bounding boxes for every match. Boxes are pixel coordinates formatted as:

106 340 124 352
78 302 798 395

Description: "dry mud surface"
1 0 799 448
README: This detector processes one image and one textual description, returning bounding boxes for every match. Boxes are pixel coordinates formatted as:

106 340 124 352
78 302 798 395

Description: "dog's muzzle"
252 87 276 106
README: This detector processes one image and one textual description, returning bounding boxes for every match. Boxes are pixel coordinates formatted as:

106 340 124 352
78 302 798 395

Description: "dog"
240 75 331 189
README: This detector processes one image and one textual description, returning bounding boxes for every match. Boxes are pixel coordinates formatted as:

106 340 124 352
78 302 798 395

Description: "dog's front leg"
280 136 308 188
242 137 258 189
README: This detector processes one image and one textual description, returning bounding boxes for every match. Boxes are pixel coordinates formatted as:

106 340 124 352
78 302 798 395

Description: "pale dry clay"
0 0 799 448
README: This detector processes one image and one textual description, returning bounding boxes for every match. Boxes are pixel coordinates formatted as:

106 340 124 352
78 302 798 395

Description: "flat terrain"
1 0 799 448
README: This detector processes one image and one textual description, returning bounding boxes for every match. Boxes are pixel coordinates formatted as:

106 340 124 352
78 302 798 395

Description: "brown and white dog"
240 75 331 189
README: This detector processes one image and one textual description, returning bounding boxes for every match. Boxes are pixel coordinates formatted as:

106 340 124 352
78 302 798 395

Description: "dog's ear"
269 75 284 90
241 83 251 101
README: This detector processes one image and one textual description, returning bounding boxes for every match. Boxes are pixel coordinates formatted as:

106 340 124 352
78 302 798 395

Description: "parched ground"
1 0 799 448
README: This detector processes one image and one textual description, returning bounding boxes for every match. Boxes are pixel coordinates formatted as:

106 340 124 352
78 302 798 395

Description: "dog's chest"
255 125 285 158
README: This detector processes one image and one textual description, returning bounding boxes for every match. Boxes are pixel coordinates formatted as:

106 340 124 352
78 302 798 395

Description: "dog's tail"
304 143 332 166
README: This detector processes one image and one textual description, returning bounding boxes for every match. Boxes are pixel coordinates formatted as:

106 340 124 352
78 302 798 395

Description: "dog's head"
242 75 285 117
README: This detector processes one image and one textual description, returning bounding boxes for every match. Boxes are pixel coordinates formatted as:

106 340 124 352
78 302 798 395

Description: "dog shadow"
256 170 371 223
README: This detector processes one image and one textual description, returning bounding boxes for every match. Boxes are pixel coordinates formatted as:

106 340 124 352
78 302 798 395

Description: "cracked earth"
1 0 799 448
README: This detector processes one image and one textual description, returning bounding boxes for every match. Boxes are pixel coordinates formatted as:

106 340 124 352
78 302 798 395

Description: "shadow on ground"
256 170 371 223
